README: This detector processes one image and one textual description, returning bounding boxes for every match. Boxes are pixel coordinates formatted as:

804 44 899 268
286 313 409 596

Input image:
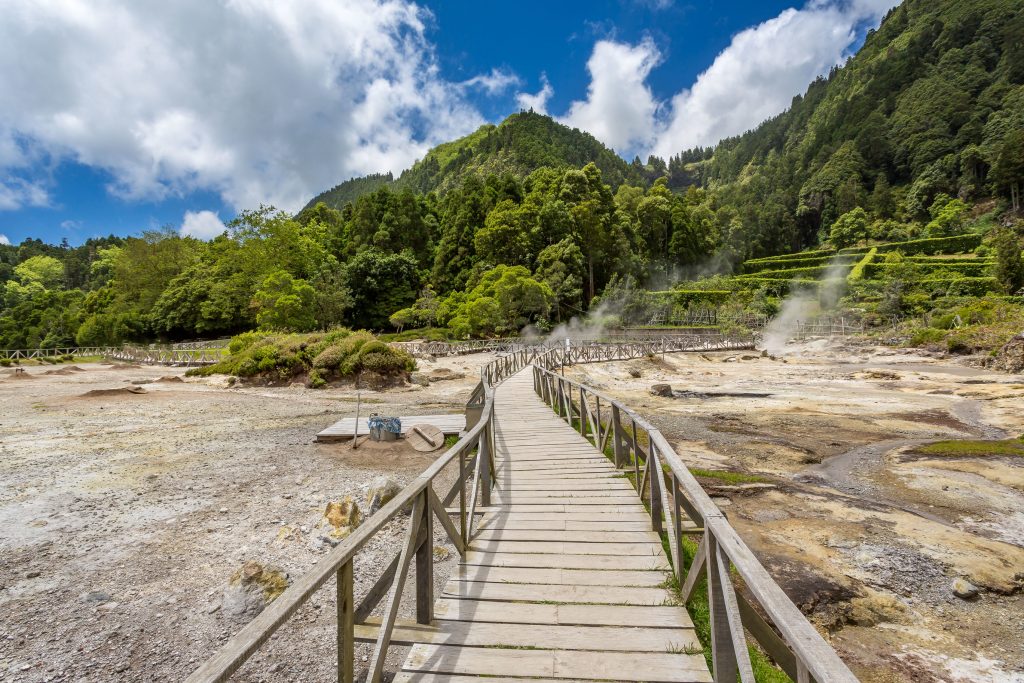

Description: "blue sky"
0 0 895 247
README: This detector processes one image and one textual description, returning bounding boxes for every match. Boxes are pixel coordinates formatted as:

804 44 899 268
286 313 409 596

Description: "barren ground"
0 354 491 682
564 341 1024 683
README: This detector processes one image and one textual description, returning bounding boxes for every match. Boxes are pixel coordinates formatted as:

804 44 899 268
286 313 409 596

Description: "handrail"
530 351 858 682
186 348 533 683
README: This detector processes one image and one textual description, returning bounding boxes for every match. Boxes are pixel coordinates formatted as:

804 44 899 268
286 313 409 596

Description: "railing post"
480 420 492 507
706 533 738 683
459 448 467 548
337 559 354 683
578 386 585 435
611 405 624 468
672 473 683 580
415 490 434 624
650 445 663 534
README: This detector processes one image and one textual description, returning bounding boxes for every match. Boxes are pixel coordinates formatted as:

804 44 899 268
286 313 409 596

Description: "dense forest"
1 0 1022 349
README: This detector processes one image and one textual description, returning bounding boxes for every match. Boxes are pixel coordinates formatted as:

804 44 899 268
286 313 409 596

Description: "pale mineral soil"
0 353 491 683
564 341 1024 683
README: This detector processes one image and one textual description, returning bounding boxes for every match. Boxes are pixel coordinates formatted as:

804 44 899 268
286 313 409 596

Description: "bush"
910 327 946 346
308 369 327 389
0 359 11 367
191 329 413 382
848 248 877 282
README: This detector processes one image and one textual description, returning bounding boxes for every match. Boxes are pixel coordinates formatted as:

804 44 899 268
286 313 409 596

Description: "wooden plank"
433 598 691 627
402 644 712 682
462 551 670 570
441 580 674 605
449 565 669 587
362 618 699 652
472 529 662 543
486 496 640 506
499 481 635 492
471 509 652 520
477 518 655 532
468 540 663 555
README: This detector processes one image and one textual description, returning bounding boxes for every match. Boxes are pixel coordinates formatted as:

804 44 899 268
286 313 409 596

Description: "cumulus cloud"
462 68 521 95
0 0 492 212
559 38 662 153
0 234 10 246
516 75 554 114
555 1 897 159
180 210 227 240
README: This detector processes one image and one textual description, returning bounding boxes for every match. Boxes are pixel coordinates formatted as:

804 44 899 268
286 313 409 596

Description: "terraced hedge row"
651 289 734 306
736 264 853 281
861 261 993 278
741 254 859 273
840 233 982 257
742 248 837 264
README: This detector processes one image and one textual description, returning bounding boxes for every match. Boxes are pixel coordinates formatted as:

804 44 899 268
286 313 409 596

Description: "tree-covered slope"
304 112 650 210
667 0 1024 254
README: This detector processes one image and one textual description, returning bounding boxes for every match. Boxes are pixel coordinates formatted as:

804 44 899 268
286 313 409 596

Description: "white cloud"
0 0 492 212
462 68 521 95
649 0 900 158
559 38 662 153
0 176 49 211
553 1 897 159
516 75 554 114
0 234 10 246
180 210 227 240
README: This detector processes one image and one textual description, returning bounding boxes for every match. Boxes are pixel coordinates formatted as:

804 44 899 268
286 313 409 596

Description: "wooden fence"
530 353 858 683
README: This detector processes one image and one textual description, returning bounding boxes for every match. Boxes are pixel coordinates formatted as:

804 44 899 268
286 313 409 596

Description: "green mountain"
304 112 650 210
665 0 1024 253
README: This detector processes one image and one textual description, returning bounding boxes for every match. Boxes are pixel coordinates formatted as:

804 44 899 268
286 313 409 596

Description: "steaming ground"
565 341 1024 683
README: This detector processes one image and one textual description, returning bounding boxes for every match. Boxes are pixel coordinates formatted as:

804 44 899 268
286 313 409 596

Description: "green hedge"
736 264 850 281
906 256 994 264
862 261 993 278
741 254 858 273
915 277 1000 297
650 290 734 307
840 233 982 257
731 278 845 295
743 248 837 265
848 247 877 282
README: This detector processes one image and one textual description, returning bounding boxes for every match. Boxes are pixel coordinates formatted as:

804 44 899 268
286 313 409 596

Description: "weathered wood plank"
449 565 669 587
402 644 712 682
441 580 674 605
472 529 662 543
433 598 691 627
461 551 670 570
468 539 664 555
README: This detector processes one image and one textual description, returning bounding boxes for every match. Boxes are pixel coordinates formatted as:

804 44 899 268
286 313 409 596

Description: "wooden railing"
185 350 536 683
0 346 110 360
530 352 858 683
106 346 223 366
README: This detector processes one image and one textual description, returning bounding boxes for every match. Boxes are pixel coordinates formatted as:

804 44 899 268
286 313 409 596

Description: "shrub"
308 369 327 389
910 327 946 346
0 359 11 367
848 248 877 282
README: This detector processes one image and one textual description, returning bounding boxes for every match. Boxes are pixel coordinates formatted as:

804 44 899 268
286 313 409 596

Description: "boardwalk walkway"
395 369 711 682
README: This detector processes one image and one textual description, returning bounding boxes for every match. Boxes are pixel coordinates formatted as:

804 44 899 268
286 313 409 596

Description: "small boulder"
951 578 979 600
409 372 431 387
628 369 642 378
221 561 290 622
323 497 362 539
649 384 673 397
366 476 402 515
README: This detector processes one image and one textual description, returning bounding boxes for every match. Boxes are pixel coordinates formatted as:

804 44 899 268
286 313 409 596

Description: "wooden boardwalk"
395 370 711 682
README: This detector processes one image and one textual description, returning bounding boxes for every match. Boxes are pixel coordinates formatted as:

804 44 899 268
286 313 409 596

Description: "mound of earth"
44 368 75 375
4 370 35 380
990 334 1024 374
80 386 149 397
155 375 184 383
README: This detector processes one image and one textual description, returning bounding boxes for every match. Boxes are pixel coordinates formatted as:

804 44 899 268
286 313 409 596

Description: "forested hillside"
1 0 1022 350
304 112 656 211
667 0 1024 255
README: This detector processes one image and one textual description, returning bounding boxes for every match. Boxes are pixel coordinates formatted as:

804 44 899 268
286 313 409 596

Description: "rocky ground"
564 340 1024 683
0 353 490 682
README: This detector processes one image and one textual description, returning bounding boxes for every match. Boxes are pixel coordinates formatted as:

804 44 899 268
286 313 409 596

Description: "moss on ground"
689 468 769 484
914 438 1024 458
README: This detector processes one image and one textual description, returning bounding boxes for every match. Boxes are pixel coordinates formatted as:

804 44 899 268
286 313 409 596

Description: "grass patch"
689 468 769 484
914 438 1024 458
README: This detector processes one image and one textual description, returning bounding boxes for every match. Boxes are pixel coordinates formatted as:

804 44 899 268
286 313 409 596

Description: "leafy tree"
992 226 1024 294
990 129 1024 211
474 199 531 266
345 249 421 329
925 194 970 237
14 255 65 289
829 208 870 248
535 238 584 321
254 271 316 331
